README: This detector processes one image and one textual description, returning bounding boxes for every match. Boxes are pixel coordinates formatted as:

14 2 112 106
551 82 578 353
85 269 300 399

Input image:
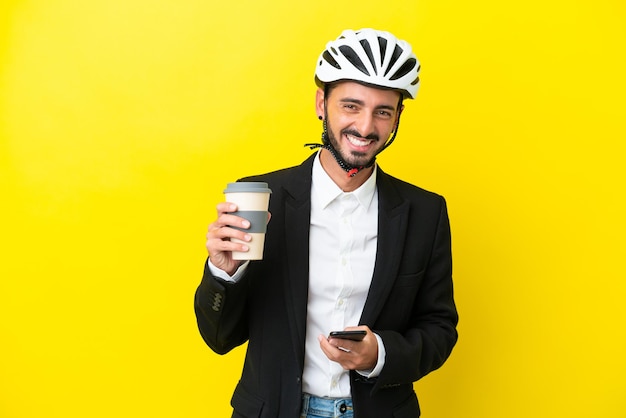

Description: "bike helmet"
314 28 420 99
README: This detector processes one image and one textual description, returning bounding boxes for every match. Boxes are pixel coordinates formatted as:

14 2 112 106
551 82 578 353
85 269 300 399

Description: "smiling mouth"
345 133 375 147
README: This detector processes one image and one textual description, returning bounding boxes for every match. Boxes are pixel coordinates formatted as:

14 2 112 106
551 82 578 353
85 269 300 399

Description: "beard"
326 121 381 168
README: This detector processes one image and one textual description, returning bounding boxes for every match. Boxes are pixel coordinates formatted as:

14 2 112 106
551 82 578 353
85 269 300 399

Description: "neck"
319 149 374 192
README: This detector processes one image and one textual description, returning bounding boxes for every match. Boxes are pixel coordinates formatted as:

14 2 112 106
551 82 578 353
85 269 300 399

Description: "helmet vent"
359 40 377 75
390 58 417 81
322 51 341 70
378 37 387 65
338 45 370 76
384 44 403 76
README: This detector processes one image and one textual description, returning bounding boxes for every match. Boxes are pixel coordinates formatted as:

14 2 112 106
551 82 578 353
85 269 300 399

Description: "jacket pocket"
231 383 264 417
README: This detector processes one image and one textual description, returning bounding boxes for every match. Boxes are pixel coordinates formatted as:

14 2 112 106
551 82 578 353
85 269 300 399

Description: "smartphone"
328 330 367 341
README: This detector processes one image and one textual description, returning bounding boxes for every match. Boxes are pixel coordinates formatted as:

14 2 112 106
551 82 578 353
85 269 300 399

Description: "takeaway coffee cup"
224 182 272 260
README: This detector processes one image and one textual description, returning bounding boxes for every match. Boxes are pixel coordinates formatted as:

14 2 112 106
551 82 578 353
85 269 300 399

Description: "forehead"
327 81 401 107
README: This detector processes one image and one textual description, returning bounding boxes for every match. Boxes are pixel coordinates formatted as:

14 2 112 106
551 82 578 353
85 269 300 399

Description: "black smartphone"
328 330 367 341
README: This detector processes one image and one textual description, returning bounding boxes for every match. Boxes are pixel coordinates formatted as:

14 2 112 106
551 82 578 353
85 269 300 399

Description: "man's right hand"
205 202 251 276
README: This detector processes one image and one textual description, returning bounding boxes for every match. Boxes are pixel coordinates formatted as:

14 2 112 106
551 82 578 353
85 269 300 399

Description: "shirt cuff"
207 258 249 283
357 333 386 378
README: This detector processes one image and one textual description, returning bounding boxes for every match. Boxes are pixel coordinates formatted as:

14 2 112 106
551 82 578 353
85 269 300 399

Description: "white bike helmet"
315 28 420 99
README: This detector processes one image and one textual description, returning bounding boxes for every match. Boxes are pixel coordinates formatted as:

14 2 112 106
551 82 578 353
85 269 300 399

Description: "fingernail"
244 234 251 241
242 220 250 228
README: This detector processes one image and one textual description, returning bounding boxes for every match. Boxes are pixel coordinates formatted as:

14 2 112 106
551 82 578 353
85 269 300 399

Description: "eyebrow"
339 97 397 112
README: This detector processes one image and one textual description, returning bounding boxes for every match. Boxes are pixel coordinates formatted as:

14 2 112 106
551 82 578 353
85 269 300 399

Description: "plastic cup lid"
224 182 272 194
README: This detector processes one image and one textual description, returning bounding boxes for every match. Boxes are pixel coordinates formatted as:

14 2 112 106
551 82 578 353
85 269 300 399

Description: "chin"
343 155 372 168
346 148 375 164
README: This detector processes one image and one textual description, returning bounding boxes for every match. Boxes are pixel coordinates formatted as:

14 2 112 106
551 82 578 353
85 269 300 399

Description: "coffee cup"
224 182 272 260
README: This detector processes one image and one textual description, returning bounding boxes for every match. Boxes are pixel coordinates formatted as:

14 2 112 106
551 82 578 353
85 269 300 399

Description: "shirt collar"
312 151 377 210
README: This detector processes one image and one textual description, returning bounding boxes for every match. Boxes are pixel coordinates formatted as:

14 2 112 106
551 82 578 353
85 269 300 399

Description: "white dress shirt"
208 152 386 398
303 152 385 397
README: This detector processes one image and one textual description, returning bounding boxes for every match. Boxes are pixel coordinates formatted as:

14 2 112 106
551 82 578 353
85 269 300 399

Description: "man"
195 28 458 418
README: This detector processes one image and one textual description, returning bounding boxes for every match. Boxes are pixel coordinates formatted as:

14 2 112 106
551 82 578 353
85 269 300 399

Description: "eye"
341 103 359 113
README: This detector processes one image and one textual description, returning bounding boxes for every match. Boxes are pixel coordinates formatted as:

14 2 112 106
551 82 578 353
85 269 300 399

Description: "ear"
315 88 325 119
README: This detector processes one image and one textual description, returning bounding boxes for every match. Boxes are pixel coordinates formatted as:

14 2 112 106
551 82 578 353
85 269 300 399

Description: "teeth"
346 134 372 147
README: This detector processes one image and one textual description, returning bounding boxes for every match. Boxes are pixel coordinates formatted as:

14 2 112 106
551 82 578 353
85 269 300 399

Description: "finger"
216 202 238 215
220 214 251 231
327 338 355 353
208 216 251 237
208 236 250 252
319 335 351 358
319 336 363 370
206 221 252 258
318 336 338 361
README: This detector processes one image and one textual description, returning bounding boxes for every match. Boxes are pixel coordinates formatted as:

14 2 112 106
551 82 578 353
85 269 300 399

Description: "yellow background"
1 0 624 417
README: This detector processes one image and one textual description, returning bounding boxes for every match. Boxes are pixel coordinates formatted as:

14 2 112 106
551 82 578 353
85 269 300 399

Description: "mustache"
342 129 379 142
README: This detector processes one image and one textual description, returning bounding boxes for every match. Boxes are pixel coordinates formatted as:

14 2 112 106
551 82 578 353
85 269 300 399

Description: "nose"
353 113 375 138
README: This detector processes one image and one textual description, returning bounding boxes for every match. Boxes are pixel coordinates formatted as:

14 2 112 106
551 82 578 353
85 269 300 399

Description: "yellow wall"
1 0 624 417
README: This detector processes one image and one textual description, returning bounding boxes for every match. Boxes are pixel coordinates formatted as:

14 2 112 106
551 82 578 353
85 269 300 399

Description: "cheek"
327 115 352 136
375 121 396 137
332 114 353 127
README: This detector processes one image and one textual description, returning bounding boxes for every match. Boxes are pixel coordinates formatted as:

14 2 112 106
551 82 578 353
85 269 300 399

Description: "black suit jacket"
195 153 458 418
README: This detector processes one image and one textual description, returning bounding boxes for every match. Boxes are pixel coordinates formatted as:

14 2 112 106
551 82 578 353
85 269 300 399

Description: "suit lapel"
282 155 315 370
360 169 410 325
